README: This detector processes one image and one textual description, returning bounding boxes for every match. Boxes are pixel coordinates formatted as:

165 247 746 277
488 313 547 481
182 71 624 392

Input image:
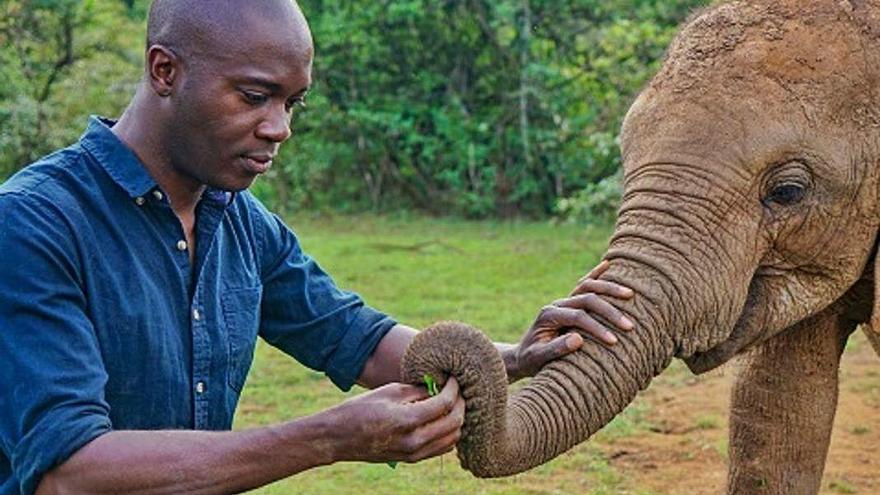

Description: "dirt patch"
597 332 880 494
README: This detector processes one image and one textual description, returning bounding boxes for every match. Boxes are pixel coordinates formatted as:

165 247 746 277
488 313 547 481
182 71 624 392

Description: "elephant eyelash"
760 160 813 208
763 182 807 206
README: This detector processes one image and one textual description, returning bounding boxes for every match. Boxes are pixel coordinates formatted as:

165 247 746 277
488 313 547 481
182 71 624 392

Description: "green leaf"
423 374 439 397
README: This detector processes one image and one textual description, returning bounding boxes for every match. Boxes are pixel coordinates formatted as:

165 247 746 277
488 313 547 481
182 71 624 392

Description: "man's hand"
36 378 465 495
504 260 634 381
326 377 465 464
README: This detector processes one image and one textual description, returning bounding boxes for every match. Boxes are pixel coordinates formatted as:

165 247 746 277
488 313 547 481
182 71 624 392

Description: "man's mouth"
241 153 275 174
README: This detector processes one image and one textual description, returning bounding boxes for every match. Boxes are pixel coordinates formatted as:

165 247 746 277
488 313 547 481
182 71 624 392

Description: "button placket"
191 289 210 428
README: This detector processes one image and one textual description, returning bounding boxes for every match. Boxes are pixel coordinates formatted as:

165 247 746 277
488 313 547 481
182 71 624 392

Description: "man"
0 1 634 493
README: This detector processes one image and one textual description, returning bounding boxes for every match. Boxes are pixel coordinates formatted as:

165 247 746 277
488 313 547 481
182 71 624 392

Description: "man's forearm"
37 412 339 495
357 324 418 388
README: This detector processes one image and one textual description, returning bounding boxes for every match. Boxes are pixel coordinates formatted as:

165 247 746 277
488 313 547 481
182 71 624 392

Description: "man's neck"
112 99 205 219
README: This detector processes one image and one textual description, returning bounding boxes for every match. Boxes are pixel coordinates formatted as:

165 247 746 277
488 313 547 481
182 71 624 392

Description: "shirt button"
153 190 164 201
135 196 145 206
193 308 201 321
176 240 188 251
195 381 205 394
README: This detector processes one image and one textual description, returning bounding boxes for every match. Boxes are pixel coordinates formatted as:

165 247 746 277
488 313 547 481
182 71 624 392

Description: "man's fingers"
570 278 635 298
405 376 460 424
383 382 431 403
561 332 584 352
554 294 634 331
407 427 461 462
411 395 465 460
582 259 610 281
531 333 584 364
421 394 465 440
541 306 619 345
400 390 465 460
438 375 459 401
570 311 619 345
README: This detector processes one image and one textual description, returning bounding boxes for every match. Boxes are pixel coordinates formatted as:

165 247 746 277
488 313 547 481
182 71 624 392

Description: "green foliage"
555 167 622 225
1 0 707 221
423 374 439 397
281 0 705 218
829 479 857 494
0 0 144 177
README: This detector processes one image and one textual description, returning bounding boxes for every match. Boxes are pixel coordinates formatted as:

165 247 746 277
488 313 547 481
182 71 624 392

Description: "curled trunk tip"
400 321 509 476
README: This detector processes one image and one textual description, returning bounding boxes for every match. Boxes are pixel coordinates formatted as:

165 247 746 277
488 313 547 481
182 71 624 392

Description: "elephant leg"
727 309 857 494
861 326 880 357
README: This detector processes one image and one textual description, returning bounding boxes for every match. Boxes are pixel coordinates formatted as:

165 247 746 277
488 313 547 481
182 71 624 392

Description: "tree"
1 0 707 221
0 0 143 177
267 0 704 217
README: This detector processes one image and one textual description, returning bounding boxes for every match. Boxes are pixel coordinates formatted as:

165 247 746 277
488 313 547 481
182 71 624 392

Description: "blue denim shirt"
0 117 396 494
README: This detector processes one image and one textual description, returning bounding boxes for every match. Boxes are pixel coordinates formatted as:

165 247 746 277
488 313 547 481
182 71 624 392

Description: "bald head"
119 0 314 193
146 0 312 64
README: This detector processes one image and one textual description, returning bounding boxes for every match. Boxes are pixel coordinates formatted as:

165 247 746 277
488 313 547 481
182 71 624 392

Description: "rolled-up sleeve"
250 197 396 391
0 193 112 494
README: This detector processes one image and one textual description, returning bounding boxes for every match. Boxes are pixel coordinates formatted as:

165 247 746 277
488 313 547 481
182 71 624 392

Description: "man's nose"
255 107 292 143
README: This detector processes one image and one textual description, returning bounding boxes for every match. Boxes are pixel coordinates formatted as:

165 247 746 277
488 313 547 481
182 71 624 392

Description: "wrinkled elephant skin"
402 2 880 493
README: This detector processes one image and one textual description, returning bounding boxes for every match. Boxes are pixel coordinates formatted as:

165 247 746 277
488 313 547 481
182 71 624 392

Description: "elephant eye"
765 183 806 206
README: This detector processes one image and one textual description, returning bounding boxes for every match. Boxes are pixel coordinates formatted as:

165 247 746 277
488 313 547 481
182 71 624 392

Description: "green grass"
695 415 721 431
829 479 858 494
851 425 871 435
233 214 649 494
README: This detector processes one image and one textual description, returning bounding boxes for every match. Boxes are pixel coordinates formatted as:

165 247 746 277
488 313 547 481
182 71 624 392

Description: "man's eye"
242 91 268 104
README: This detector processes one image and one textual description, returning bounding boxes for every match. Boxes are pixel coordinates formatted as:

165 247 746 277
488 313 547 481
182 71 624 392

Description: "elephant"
400 0 880 493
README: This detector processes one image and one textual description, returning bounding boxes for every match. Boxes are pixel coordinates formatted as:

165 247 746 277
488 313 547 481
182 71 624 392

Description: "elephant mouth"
683 330 758 374
683 276 768 374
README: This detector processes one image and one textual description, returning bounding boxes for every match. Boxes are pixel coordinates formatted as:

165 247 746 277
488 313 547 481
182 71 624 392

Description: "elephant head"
401 0 880 477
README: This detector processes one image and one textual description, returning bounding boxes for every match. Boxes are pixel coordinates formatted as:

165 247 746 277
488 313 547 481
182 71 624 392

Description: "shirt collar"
80 116 158 199
80 116 236 207
202 188 235 207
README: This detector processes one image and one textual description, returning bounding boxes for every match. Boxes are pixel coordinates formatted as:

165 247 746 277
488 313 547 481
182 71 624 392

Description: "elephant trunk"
400 195 749 477
400 266 677 477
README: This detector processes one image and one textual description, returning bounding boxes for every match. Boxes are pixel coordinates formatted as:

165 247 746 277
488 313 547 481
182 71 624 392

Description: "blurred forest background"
0 0 706 222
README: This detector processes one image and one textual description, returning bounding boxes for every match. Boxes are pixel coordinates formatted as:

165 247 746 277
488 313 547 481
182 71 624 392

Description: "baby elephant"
403 1 880 493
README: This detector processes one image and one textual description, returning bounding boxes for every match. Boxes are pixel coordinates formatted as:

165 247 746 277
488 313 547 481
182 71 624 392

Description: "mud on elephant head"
401 0 880 478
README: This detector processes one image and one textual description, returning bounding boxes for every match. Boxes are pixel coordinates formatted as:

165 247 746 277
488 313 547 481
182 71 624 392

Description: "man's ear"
146 45 180 97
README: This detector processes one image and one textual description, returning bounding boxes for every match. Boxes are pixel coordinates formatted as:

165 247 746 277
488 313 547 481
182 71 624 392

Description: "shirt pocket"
221 286 263 392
